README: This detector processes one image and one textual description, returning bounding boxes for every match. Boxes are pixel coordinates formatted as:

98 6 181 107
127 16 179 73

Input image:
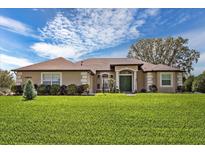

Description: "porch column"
116 71 119 90
133 71 137 92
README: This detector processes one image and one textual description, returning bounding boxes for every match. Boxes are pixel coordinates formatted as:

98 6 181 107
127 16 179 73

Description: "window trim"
41 72 62 85
160 72 173 87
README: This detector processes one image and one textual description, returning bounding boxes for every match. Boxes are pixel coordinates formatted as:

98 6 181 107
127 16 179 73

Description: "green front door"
119 76 132 92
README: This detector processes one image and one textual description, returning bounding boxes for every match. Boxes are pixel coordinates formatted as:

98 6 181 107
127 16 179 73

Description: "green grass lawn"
0 93 205 144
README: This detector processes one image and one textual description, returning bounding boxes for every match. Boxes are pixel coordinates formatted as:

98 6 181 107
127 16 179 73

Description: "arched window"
102 73 109 90
120 70 132 74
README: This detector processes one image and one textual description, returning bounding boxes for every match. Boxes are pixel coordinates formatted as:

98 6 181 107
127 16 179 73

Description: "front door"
119 76 132 92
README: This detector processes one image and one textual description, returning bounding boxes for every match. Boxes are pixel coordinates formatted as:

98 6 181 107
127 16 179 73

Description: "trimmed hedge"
59 85 67 95
77 84 89 95
11 84 90 95
67 84 77 95
50 84 60 95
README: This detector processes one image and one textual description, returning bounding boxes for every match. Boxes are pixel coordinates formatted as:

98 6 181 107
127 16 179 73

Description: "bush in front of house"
77 84 89 95
67 84 77 95
82 84 89 94
149 84 158 92
37 84 46 95
176 86 185 93
38 85 51 95
34 84 38 91
11 85 23 95
23 79 37 100
59 85 67 95
140 88 147 93
184 75 194 92
50 84 60 95
192 72 205 93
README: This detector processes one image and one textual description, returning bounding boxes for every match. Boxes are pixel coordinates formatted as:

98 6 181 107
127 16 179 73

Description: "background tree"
0 70 14 89
128 37 200 74
184 75 194 92
192 71 205 93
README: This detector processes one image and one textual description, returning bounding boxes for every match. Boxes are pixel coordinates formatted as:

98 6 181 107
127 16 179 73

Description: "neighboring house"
12 57 184 93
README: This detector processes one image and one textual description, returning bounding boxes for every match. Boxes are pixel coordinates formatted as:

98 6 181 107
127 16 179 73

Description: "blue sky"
0 8 205 75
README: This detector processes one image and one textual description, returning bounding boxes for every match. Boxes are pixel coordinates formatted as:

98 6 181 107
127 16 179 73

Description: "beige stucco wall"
144 71 179 93
137 70 144 91
20 71 42 85
18 71 93 92
17 70 180 93
62 71 82 85
156 72 177 93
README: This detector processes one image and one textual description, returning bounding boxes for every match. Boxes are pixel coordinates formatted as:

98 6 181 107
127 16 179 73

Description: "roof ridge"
12 57 73 71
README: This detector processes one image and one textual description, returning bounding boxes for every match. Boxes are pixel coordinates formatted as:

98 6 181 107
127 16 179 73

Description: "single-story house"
12 57 184 93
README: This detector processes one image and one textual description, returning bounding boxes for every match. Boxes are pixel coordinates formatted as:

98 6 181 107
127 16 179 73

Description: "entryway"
119 76 132 92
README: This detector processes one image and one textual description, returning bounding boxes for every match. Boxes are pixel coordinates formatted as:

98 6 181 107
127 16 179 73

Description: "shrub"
37 85 51 95
67 84 77 95
176 86 185 93
184 76 194 92
149 85 158 92
23 79 37 100
11 85 23 95
34 84 38 91
45 85 51 95
82 84 89 93
192 72 205 93
77 84 89 95
59 85 67 95
50 84 60 95
37 85 46 95
140 88 147 93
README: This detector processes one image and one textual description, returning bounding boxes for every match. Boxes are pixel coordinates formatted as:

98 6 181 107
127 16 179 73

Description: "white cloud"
0 16 38 38
31 43 81 59
0 54 33 70
145 8 160 16
32 9 159 59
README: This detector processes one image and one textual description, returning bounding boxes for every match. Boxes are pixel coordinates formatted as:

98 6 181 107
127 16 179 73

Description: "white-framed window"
160 72 173 87
41 72 62 85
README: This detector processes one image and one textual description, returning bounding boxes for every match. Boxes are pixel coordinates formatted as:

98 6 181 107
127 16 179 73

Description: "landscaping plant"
192 72 205 93
50 84 60 95
67 84 77 95
23 79 37 100
184 75 194 92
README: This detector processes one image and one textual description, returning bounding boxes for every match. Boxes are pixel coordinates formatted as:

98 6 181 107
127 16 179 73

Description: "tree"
128 37 200 74
192 71 205 93
23 79 37 100
184 75 194 92
0 70 14 89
